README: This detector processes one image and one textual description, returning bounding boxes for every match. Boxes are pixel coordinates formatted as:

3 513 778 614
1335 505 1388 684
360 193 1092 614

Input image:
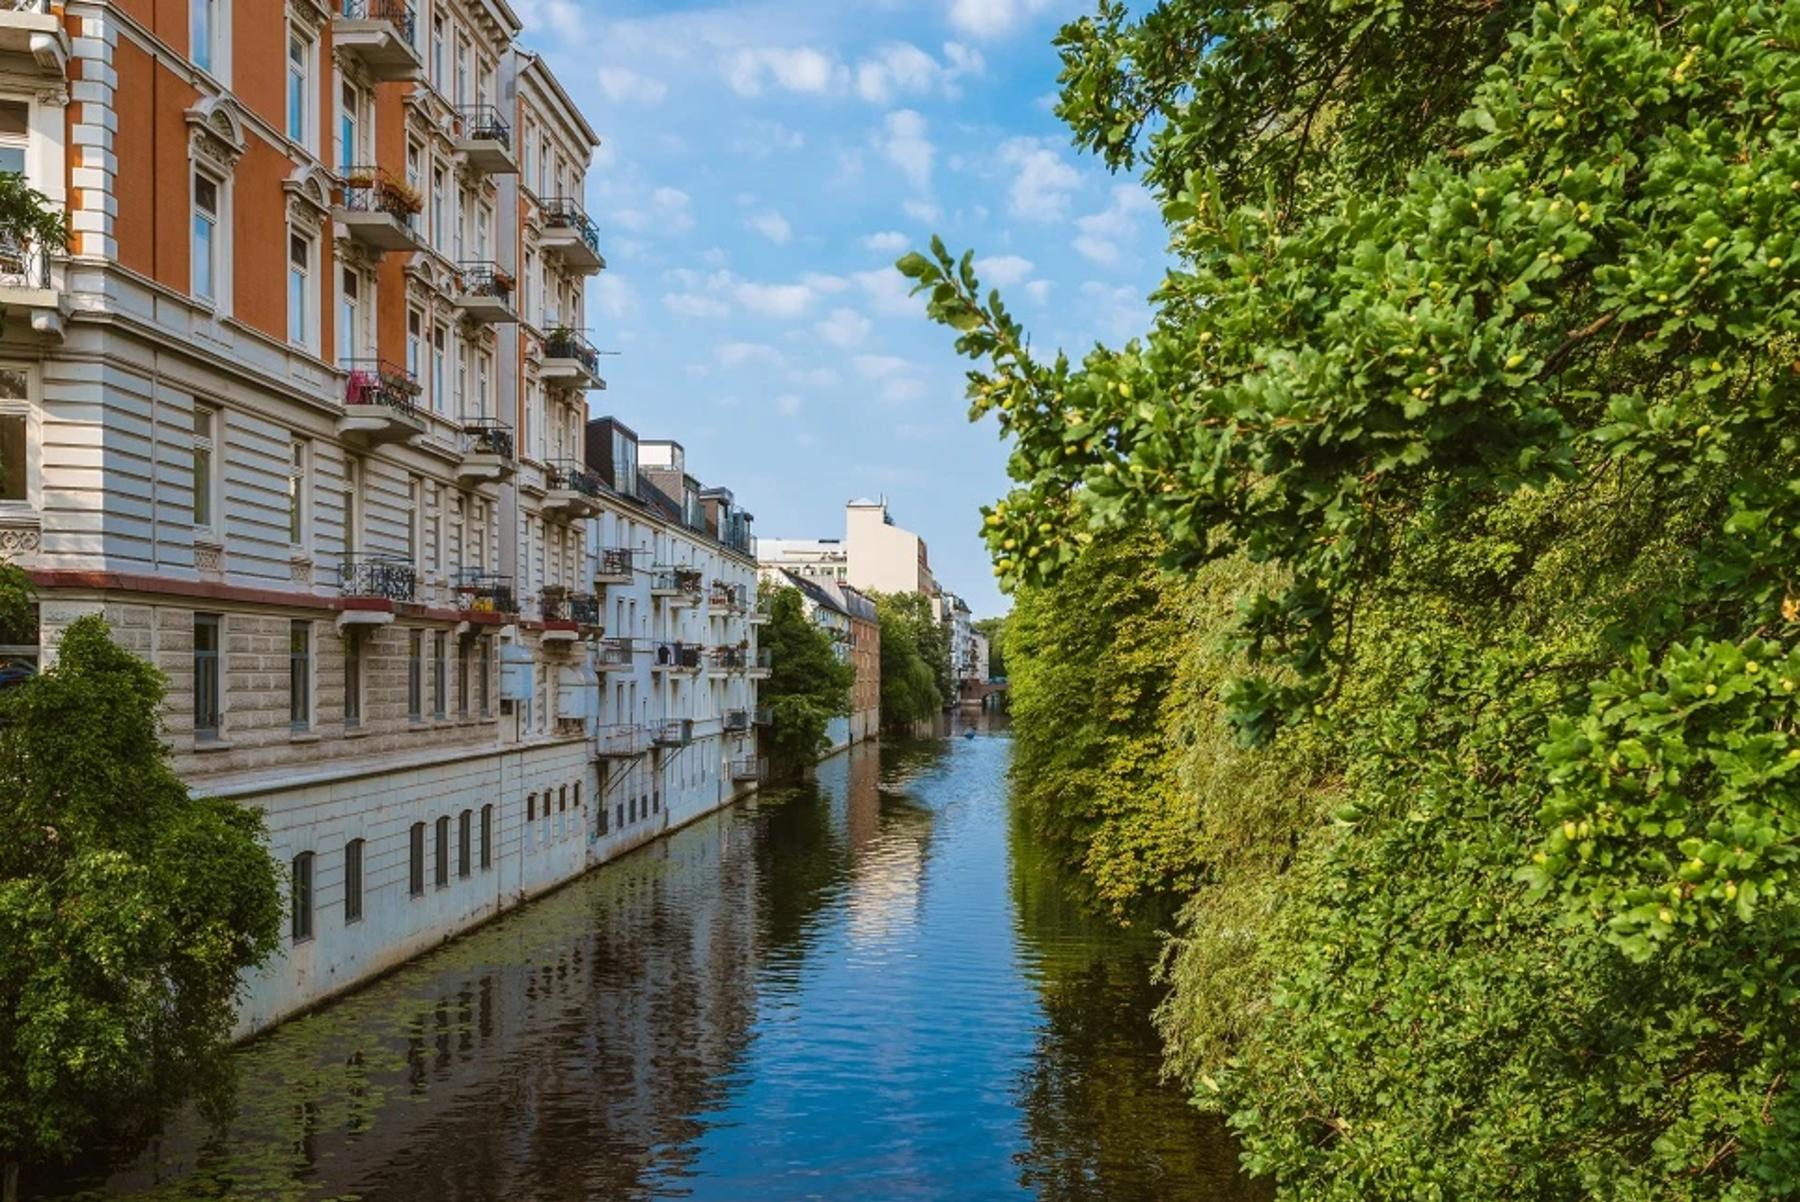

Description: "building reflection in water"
42 733 1254 1202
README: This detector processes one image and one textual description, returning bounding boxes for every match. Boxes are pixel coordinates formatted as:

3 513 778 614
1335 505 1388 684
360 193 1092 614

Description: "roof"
782 570 850 617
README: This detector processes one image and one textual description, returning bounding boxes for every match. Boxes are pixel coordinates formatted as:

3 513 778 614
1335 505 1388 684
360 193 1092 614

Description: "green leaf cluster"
0 617 282 1183
757 585 856 775
870 590 949 730
916 0 1800 1194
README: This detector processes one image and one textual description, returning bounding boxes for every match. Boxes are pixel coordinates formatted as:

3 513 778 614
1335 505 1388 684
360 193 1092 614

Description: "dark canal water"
46 728 1252 1201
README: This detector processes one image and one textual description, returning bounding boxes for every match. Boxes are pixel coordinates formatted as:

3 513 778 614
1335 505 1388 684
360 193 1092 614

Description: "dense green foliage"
871 591 947 730
972 615 1009 680
0 612 282 1191
916 0 1800 1194
758 586 856 775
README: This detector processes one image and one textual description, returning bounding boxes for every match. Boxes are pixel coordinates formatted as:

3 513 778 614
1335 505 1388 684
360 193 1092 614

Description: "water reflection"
40 732 1250 1201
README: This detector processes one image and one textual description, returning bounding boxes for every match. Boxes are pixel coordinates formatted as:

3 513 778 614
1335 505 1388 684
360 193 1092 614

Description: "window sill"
194 737 235 753
289 731 321 745
343 724 371 739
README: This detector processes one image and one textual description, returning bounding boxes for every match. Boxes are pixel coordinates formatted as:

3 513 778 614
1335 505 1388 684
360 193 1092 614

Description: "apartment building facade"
758 497 935 599
0 2 760 1035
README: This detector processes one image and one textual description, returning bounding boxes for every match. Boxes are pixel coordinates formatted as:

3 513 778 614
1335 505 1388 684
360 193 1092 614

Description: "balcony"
452 105 515 175
670 568 704 607
335 166 424 254
452 572 516 626
712 646 748 677
539 197 605 274
653 719 694 749
753 704 773 726
652 641 702 673
338 360 424 446
456 417 515 486
336 554 416 630
539 327 605 392
542 459 603 520
597 637 637 672
748 596 772 625
0 232 61 336
595 547 635 585
333 0 423 82
541 588 601 645
453 261 517 324
0 1 68 75
594 724 651 758
731 758 761 783
749 647 773 679
649 570 678 597
724 708 752 733
710 583 749 613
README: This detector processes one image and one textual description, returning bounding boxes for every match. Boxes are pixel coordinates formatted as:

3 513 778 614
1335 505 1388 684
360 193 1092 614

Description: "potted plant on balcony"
378 177 424 218
0 173 68 284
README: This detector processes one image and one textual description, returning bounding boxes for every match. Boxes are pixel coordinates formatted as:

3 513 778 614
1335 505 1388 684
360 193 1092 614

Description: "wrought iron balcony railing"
542 327 600 376
343 359 422 417
338 553 416 603
460 416 514 461
545 459 602 498
570 593 602 627
339 165 421 223
541 197 601 255
541 589 601 627
454 104 511 148
340 0 416 41
0 1 54 13
0 232 52 289
674 567 704 596
453 571 515 616
456 260 514 300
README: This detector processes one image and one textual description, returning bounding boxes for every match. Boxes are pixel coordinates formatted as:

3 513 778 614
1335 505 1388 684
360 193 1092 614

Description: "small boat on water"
962 729 977 740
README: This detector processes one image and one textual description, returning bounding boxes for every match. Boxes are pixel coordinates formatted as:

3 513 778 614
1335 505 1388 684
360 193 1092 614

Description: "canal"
49 728 1251 1201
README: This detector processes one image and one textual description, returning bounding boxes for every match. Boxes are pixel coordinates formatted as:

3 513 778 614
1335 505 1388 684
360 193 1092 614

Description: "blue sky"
511 0 1165 618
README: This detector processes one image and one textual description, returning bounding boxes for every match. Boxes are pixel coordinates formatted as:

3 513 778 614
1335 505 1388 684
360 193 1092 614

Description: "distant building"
841 584 881 743
971 630 990 683
759 498 934 598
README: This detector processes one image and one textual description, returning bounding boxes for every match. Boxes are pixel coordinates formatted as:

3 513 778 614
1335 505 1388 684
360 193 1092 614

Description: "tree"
757 586 854 777
972 615 1009 681
0 614 282 1200
870 591 944 731
911 0 1800 1194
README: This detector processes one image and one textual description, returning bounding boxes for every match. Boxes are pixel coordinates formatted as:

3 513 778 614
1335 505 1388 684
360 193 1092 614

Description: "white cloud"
975 255 1034 287
731 119 806 159
514 0 586 41
902 199 943 223
880 376 928 404
802 272 849 294
665 292 731 318
718 341 785 368
776 394 803 417
614 186 695 237
854 268 920 317
999 137 1081 221
1079 281 1150 339
596 66 667 106
591 275 637 320
1025 279 1054 304
948 0 1055 38
789 367 841 388
854 41 982 105
734 280 817 318
864 231 911 253
817 308 873 348
746 210 793 245
944 42 986 74
1073 184 1158 266
876 110 934 194
725 46 845 96
854 354 912 380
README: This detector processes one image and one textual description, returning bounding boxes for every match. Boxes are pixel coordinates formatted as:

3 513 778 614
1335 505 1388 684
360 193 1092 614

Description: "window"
431 324 447 414
289 620 311 730
192 173 218 303
344 630 362 727
343 455 361 553
475 204 490 260
407 630 423 721
337 267 360 367
190 0 216 72
559 785 567 814
337 80 360 174
430 12 445 87
407 309 423 397
480 804 493 869
598 797 608 836
432 631 447 719
458 639 471 717
455 36 470 106
458 810 471 878
434 815 450 888
291 852 314 943
409 822 426 897
288 233 312 348
286 32 310 147
0 410 22 503
478 634 491 716
0 102 27 176
431 165 446 250
527 792 535 822
287 438 308 546
475 351 491 420
406 475 421 564
538 135 551 198
194 613 221 739
190 407 216 529
344 839 364 923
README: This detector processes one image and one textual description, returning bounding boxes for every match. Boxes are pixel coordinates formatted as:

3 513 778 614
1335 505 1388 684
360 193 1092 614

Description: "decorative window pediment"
185 96 246 171
283 164 333 230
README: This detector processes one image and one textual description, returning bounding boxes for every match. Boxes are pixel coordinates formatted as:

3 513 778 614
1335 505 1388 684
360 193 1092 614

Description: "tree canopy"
871 591 946 730
914 0 1800 1194
0 610 281 1195
757 585 855 774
